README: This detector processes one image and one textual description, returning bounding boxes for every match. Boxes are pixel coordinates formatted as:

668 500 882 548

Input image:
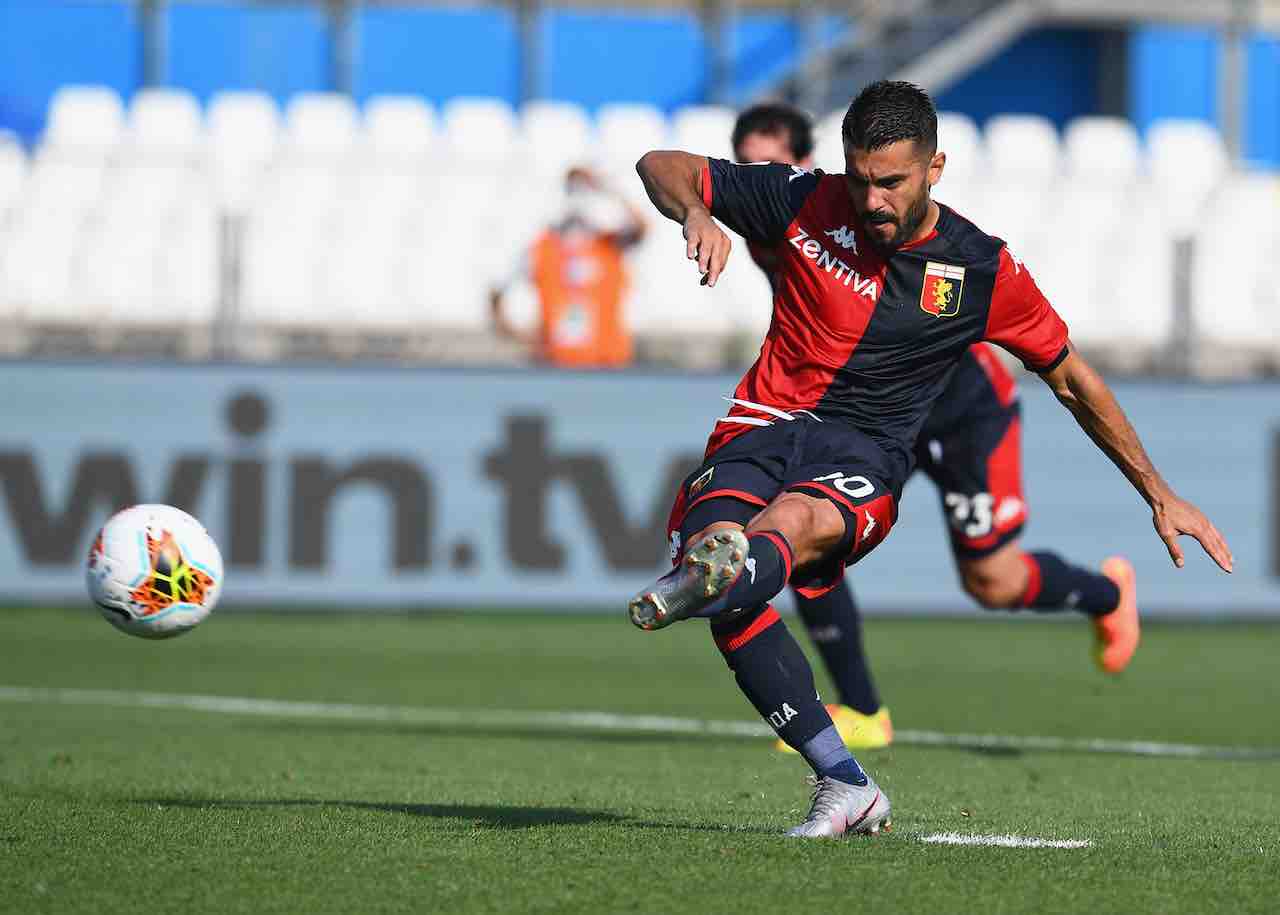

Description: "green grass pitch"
1 607 1277 914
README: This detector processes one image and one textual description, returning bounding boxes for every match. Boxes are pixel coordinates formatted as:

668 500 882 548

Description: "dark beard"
867 191 931 253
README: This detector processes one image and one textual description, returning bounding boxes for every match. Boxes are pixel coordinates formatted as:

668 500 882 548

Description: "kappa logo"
995 496 1026 526
824 225 858 253
920 261 965 318
861 512 877 543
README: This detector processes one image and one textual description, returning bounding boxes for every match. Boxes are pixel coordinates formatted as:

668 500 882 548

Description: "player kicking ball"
629 81 1232 838
726 103 1154 758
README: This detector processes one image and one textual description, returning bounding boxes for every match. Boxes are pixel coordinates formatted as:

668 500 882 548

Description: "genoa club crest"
920 261 965 318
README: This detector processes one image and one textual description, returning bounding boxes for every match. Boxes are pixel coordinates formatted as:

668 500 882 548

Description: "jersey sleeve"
700 159 816 244
983 247 1070 372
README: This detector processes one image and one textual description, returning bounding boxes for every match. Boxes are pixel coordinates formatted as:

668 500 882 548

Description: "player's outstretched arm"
636 151 732 287
1039 346 1233 572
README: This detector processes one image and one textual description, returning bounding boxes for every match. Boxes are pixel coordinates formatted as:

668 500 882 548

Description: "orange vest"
528 228 632 368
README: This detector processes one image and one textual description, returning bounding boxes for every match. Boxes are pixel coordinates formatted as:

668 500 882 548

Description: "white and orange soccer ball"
86 504 224 639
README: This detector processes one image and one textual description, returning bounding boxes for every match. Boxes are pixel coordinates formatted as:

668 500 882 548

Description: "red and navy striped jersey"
702 159 1068 483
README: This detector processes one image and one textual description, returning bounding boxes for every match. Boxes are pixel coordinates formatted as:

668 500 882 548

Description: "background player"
729 104 1145 755
629 81 1232 838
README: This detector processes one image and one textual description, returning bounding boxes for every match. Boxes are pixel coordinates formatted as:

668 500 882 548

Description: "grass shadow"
134 796 626 829
233 718 758 748
130 796 782 835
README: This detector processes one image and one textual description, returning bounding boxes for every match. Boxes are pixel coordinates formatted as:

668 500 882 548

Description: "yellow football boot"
1095 556 1140 674
774 704 894 753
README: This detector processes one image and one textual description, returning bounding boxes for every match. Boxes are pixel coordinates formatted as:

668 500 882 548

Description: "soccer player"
628 82 1233 838
729 103 1152 757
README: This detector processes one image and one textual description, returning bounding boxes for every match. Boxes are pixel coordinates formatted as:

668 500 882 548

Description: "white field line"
1 686 1277 762
920 832 1092 849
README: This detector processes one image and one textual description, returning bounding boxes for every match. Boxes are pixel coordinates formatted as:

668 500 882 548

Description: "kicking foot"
775 705 894 754
786 774 892 838
628 530 748 631
1095 556 1140 674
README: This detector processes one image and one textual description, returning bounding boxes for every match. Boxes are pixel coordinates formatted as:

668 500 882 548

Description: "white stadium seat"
208 91 281 208
1063 116 1141 181
209 90 280 147
1147 119 1229 235
442 97 518 168
283 92 359 160
810 112 844 171
0 222 81 321
1191 173 1280 349
43 85 125 156
934 112 985 221
984 114 1060 181
128 89 203 157
0 133 26 218
19 159 105 221
316 227 413 327
670 105 736 161
240 219 321 327
595 103 668 175
522 101 594 176
155 199 220 322
74 224 161 321
936 111 983 178
407 243 491 332
628 221 733 336
363 95 436 161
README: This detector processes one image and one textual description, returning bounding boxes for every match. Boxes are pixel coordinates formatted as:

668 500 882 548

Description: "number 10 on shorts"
812 472 876 499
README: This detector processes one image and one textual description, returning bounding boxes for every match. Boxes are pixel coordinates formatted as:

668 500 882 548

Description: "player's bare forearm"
635 151 708 224
635 150 732 287
1043 349 1165 504
1041 346 1233 572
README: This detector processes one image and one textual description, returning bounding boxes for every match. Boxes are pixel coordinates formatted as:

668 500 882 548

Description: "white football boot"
786 774 892 838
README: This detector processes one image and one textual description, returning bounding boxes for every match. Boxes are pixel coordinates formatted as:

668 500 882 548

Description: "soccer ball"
86 504 224 639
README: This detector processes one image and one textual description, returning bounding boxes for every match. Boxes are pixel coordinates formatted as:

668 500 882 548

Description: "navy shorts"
914 345 1027 561
664 417 898 597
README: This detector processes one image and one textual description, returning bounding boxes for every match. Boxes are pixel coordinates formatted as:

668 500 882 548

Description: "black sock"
696 530 793 619
794 579 881 715
711 605 843 758
1020 550 1120 617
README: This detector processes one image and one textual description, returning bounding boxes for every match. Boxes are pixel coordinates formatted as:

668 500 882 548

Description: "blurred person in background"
491 166 647 368
727 103 1154 756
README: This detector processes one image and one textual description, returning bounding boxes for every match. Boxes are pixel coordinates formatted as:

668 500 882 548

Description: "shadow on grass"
234 718 757 748
130 796 780 835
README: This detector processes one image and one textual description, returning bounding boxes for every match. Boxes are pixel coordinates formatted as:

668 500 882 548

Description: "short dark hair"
842 81 937 155
731 103 814 161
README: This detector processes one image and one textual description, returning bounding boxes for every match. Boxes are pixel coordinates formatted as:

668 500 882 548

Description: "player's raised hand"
683 208 732 287
1152 493 1233 572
